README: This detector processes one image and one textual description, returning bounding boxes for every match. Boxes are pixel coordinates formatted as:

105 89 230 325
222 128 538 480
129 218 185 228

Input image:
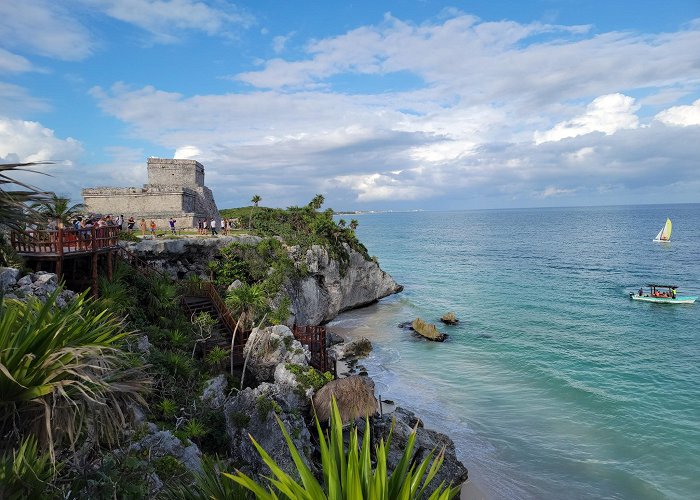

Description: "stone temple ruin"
82 158 219 228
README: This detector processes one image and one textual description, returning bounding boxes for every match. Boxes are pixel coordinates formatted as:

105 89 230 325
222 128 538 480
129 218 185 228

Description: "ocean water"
329 204 700 499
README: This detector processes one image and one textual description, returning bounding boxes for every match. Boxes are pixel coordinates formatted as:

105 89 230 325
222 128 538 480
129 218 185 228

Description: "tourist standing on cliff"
127 216 135 232
149 220 157 238
139 218 147 237
210 218 218 235
169 217 176 235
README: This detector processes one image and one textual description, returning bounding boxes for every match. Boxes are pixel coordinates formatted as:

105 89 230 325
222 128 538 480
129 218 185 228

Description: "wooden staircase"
115 245 334 374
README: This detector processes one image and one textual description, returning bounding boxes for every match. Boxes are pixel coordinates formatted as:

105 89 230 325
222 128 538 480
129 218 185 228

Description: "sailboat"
653 217 672 242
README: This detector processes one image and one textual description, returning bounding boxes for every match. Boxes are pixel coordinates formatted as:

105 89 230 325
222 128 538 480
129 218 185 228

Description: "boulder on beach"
440 311 459 325
312 375 378 424
411 318 448 342
331 336 372 360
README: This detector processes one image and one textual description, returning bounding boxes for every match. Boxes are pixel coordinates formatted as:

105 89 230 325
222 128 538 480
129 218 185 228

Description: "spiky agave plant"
0 291 150 459
0 435 55 499
227 397 460 499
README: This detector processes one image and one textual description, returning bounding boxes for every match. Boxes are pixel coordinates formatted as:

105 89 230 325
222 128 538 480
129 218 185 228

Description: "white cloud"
536 186 578 198
332 173 432 202
84 0 253 42
272 33 294 54
87 13 700 208
0 117 83 163
0 84 51 116
174 145 202 159
533 94 640 144
0 1 94 60
654 99 700 126
0 48 34 73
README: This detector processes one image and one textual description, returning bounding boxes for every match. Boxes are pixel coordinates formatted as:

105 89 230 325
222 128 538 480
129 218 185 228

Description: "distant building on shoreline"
82 157 219 228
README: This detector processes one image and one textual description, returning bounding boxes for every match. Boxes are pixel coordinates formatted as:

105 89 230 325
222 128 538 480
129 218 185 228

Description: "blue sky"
2 1 700 211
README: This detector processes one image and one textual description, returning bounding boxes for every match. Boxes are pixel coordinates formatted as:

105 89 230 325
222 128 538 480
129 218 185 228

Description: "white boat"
630 284 697 304
653 218 672 242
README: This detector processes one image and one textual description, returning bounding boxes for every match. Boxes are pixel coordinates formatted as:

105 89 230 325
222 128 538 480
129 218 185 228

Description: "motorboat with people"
630 284 697 304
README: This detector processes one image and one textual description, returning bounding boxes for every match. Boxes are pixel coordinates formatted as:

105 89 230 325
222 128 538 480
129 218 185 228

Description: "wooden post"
92 253 98 298
107 250 113 281
55 228 64 281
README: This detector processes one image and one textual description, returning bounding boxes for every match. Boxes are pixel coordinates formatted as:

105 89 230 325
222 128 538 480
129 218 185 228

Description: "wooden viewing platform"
10 226 122 295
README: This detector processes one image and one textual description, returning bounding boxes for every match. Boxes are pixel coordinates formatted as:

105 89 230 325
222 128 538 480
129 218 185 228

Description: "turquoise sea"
329 204 700 499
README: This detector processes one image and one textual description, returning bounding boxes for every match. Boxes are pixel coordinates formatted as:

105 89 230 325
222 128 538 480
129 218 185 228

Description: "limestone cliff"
284 243 402 325
123 237 402 325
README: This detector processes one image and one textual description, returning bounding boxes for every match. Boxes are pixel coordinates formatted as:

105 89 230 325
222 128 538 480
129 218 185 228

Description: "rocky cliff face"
123 237 402 326
284 244 403 325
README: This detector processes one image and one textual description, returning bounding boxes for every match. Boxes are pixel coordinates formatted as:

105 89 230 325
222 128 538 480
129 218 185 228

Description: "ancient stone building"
82 158 219 229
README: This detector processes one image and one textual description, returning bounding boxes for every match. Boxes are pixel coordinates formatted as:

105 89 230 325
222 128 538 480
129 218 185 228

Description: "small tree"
308 194 325 210
191 311 217 358
249 194 262 229
225 283 267 331
31 193 84 228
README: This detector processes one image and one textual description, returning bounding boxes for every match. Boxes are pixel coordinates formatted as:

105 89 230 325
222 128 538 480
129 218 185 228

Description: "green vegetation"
0 436 55 500
286 363 334 394
167 455 250 499
0 291 149 458
256 394 283 420
219 194 370 275
228 397 459 499
31 193 85 226
0 181 448 498
0 162 52 266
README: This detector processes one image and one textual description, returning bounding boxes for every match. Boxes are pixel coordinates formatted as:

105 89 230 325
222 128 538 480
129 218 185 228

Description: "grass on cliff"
220 195 370 266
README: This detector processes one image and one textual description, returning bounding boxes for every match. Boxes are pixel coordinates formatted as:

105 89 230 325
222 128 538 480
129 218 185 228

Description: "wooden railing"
293 325 336 376
180 281 239 338
10 226 121 256
114 245 169 279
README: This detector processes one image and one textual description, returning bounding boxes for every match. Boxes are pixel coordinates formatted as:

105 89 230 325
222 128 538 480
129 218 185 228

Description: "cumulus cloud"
533 94 640 144
655 99 700 126
86 13 700 208
0 117 83 163
174 145 203 159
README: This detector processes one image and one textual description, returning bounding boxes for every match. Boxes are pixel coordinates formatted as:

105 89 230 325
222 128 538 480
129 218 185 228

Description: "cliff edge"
123 236 402 325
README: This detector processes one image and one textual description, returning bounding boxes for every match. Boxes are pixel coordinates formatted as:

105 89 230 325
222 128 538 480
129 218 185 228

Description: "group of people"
70 214 124 231
639 287 677 299
61 214 237 239
197 218 238 236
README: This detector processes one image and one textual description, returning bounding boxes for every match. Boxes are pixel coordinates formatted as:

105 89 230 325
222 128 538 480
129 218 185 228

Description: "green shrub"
166 455 249 499
73 452 150 499
255 395 282 420
228 397 460 499
0 291 149 457
183 418 208 440
205 346 229 368
153 455 191 483
157 398 179 419
286 363 334 393
229 411 251 429
0 436 55 500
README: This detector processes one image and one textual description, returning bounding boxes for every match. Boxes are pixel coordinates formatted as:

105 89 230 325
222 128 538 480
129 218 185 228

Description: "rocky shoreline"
1 235 470 495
